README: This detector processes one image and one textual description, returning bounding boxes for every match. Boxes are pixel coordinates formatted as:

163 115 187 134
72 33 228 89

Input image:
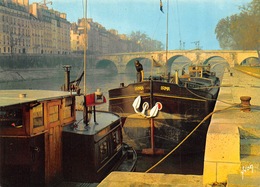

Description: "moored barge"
109 64 220 154
0 90 136 186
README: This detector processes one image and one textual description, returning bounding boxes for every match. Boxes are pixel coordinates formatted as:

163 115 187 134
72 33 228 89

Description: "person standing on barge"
134 60 144 82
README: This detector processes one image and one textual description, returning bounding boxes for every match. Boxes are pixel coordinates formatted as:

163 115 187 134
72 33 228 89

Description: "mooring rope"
145 103 240 173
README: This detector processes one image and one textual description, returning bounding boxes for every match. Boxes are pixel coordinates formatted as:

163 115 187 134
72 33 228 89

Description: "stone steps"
240 139 260 156
240 155 260 176
239 125 260 139
227 155 260 187
227 174 260 187
227 124 260 187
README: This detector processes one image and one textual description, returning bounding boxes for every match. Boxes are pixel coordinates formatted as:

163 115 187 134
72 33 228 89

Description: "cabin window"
32 103 44 128
99 140 108 162
49 105 59 123
0 106 23 128
63 97 74 119
112 129 121 152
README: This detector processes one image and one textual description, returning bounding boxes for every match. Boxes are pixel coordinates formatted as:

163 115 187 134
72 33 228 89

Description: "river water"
0 69 136 111
0 63 226 175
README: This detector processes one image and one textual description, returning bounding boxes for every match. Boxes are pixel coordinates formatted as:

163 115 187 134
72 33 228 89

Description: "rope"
184 86 218 101
145 103 240 173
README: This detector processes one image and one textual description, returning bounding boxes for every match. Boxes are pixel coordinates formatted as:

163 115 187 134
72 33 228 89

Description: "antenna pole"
83 0 87 94
165 0 169 76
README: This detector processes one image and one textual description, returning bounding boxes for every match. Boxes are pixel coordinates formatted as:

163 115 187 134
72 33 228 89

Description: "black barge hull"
109 80 219 153
62 111 137 183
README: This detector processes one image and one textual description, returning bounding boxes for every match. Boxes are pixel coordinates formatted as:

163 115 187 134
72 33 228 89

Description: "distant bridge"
90 50 259 74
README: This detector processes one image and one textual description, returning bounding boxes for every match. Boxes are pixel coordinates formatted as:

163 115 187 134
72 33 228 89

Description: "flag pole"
151 56 153 78
165 0 169 76
83 0 88 124
83 0 87 95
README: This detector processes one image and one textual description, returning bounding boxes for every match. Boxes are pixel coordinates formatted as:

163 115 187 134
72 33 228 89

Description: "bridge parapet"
91 50 259 74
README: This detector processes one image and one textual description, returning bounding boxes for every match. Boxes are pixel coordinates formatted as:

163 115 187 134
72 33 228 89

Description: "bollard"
240 96 251 112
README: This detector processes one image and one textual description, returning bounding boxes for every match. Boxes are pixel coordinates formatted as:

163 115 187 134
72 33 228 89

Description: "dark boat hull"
122 112 210 154
62 111 137 183
109 80 219 153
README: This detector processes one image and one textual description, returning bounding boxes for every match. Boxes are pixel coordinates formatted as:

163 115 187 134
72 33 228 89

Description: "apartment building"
0 0 70 54
30 2 70 54
0 0 30 54
70 18 135 55
0 0 139 56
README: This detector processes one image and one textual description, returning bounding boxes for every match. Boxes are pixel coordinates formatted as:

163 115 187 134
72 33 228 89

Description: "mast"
165 0 169 76
83 0 89 125
83 0 87 94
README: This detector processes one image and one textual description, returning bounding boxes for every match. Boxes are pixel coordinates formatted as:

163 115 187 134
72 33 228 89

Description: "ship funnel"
63 65 71 91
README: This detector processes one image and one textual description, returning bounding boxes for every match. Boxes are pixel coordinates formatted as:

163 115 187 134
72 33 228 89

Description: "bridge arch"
167 55 192 73
203 56 230 79
203 56 227 65
239 57 260 66
96 59 118 73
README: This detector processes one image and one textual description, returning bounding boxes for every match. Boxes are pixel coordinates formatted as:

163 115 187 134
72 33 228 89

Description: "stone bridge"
91 50 259 74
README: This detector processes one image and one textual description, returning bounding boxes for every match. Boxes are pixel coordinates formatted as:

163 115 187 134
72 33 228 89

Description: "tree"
215 0 260 52
215 16 235 49
129 31 164 52
240 0 260 59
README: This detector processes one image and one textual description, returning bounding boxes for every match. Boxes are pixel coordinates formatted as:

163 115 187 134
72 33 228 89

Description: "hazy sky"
33 0 251 50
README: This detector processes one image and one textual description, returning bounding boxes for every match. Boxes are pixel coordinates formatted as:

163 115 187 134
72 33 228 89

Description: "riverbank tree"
215 0 260 59
129 31 164 52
